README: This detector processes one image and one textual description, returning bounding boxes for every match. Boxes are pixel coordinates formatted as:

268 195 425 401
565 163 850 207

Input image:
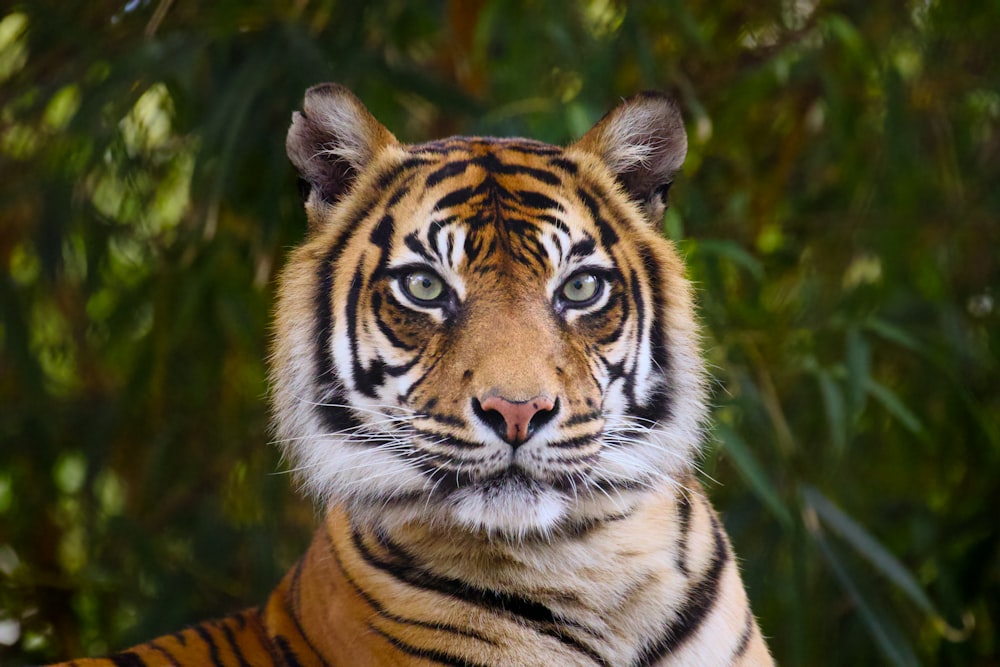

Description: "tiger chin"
53 85 773 666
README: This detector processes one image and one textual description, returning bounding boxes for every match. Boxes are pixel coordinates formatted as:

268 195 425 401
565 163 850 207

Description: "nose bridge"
462 289 559 400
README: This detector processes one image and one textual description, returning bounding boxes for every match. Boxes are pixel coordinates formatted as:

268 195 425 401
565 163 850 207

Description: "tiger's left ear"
572 92 687 225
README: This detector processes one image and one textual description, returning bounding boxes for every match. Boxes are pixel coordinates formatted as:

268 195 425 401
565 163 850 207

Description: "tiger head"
274 84 706 537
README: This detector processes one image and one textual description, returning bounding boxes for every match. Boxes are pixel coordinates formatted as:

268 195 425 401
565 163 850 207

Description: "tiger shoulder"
50 84 773 667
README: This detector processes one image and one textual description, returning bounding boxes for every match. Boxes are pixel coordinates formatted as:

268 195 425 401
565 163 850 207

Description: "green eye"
561 273 602 304
403 270 445 303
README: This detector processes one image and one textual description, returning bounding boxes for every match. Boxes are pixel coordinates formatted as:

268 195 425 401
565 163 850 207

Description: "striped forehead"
386 137 610 278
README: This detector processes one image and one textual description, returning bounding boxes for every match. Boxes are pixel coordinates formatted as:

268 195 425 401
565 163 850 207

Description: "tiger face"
275 85 706 537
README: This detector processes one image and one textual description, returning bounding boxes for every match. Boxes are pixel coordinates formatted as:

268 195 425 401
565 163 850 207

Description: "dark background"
1 1 997 664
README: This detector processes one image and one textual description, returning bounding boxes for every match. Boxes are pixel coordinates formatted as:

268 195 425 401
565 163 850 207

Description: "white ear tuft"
286 83 396 220
572 92 688 224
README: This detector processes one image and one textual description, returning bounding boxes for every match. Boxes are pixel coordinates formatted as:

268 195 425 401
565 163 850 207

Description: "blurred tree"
0 1 997 664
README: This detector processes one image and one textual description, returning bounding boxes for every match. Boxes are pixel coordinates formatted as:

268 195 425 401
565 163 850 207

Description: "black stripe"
494 141 561 156
192 625 225 667
732 605 756 659
218 620 252 667
412 428 484 450
326 527 495 644
346 264 386 397
149 641 179 663
273 635 305 667
631 506 729 666
369 214 396 266
423 412 466 428
372 291 418 352
569 237 596 258
473 154 561 186
593 293 628 346
384 352 424 378
563 410 602 427
286 555 334 666
402 234 439 266
425 159 471 187
411 139 471 155
314 243 364 435
385 180 412 208
434 186 475 211
628 242 672 424
675 493 692 576
576 187 618 247
517 189 564 211
556 508 636 539
401 350 444 401
593 476 653 493
309 159 425 433
546 435 599 450
107 652 146 667
376 156 434 189
354 530 611 666
371 625 491 667
245 610 284 665
549 157 578 174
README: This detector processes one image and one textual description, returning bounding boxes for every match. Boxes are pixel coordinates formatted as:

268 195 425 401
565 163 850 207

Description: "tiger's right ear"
286 83 397 222
572 92 687 225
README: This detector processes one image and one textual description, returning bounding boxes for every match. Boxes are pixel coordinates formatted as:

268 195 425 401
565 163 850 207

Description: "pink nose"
477 395 557 445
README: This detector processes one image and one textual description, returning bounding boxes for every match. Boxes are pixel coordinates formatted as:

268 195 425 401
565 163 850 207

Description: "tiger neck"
265 480 716 666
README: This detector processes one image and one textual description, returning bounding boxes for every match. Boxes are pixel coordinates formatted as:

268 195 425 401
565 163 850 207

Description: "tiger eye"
403 271 445 303
561 273 601 304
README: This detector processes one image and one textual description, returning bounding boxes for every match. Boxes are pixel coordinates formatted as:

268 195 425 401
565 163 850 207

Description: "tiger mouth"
416 450 599 496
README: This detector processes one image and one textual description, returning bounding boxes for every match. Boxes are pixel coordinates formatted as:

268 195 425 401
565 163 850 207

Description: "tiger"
49 83 773 666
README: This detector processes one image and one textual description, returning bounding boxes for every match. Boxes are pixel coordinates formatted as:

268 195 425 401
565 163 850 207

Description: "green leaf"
714 422 791 526
803 486 938 619
845 326 871 418
802 492 920 667
865 318 927 355
692 239 764 281
865 377 926 436
816 368 848 454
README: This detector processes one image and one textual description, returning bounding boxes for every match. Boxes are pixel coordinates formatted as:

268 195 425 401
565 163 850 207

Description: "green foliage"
1 1 997 664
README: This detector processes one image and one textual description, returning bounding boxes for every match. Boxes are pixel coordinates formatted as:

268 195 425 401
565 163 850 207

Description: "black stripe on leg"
284 556 333 666
370 625 491 667
273 635 305 667
631 507 729 667
218 619 253 667
149 641 179 664
192 625 225 667
108 652 146 667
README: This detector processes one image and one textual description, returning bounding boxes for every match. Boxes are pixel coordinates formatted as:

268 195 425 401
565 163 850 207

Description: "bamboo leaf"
693 239 764 281
816 368 848 454
865 318 927 355
714 422 791 526
803 486 938 618
845 326 870 418
802 495 920 667
865 377 925 436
